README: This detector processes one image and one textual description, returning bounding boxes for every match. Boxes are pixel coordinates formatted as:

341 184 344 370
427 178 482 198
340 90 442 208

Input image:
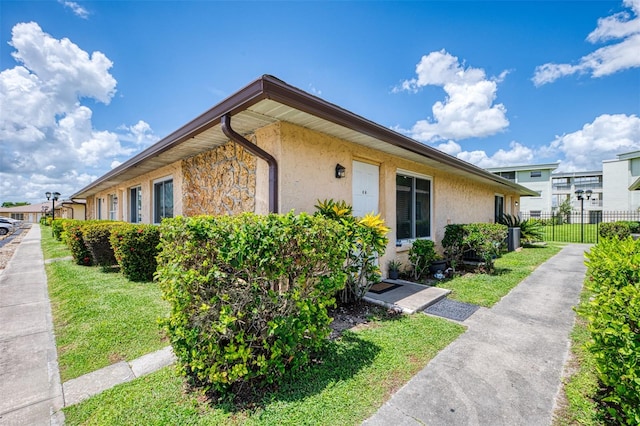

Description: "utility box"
507 227 521 252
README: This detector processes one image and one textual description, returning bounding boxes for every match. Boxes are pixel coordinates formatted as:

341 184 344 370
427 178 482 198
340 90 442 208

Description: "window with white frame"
129 186 142 223
153 178 173 223
108 194 117 220
396 173 431 241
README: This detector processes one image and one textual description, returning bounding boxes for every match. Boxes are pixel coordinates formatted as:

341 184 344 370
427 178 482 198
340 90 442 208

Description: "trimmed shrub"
599 221 631 240
51 219 65 241
582 237 640 424
443 223 507 272
156 213 351 396
110 224 160 282
62 220 92 266
82 221 124 269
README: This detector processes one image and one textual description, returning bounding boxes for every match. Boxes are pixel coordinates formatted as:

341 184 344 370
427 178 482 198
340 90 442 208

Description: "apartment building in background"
487 150 640 217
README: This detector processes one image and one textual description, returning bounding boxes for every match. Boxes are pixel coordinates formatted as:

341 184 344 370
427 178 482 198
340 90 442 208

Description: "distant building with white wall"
602 151 640 211
486 163 558 215
487 151 640 216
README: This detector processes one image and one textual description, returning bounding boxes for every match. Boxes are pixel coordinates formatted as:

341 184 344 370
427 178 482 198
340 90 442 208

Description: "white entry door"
352 161 379 217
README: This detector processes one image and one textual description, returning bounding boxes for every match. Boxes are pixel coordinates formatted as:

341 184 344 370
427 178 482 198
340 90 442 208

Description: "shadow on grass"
491 267 513 276
212 331 381 413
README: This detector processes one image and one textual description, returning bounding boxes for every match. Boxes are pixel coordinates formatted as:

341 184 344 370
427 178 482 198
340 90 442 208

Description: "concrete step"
364 280 451 314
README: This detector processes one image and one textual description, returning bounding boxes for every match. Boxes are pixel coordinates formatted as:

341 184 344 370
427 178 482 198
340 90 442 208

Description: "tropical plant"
498 213 543 243
315 199 389 303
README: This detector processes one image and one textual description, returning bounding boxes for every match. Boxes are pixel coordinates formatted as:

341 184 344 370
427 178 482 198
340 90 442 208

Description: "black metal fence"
520 211 640 244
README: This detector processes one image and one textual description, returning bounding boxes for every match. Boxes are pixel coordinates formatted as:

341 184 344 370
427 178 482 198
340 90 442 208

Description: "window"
108 194 117 220
97 198 103 220
497 171 515 181
530 170 542 178
10 213 24 220
495 195 504 223
129 186 142 223
153 178 173 223
530 210 541 218
396 174 431 241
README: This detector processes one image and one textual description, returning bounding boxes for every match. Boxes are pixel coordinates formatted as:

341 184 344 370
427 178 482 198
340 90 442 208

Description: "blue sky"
1 0 639 203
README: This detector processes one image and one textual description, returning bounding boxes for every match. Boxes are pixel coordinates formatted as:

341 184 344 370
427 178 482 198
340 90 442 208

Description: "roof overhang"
72 75 538 199
630 176 640 191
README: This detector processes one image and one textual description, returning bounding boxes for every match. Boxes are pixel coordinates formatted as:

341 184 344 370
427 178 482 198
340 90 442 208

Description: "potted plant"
429 255 447 275
388 259 402 280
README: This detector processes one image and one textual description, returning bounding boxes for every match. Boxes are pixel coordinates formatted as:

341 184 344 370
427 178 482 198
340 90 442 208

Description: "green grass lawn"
436 243 564 307
540 224 598 244
42 226 565 424
42 230 169 381
63 314 464 425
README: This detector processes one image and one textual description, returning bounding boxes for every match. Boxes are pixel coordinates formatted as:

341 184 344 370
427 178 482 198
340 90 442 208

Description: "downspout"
221 114 279 213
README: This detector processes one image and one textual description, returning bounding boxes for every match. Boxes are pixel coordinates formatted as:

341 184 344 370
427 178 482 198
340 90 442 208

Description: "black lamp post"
575 189 593 243
45 191 61 221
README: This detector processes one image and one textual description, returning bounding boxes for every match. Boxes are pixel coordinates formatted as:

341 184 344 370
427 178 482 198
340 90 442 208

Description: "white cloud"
453 141 535 169
533 0 640 86
58 0 90 19
0 22 151 203
542 114 640 171
395 50 509 142
117 120 159 148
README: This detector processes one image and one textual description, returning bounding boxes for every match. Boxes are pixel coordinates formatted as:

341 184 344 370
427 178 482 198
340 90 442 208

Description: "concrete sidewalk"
363 244 588 426
0 225 64 425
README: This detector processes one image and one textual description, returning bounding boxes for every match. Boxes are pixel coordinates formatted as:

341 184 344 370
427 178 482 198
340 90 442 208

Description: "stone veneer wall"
181 142 257 216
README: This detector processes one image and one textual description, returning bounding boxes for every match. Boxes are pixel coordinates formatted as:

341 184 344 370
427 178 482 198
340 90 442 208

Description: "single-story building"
71 75 536 274
0 200 85 224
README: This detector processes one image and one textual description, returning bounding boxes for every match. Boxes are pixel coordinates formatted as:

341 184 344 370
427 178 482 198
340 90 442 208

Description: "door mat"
424 298 479 321
368 282 402 294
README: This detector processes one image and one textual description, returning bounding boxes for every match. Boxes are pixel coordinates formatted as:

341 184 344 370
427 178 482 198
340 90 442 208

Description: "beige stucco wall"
252 121 520 274
88 162 183 223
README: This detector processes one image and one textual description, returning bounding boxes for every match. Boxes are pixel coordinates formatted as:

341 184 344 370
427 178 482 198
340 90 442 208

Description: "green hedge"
442 223 507 272
583 237 640 424
599 221 632 240
110 224 160 282
82 222 124 269
156 213 351 396
51 219 65 241
62 220 93 266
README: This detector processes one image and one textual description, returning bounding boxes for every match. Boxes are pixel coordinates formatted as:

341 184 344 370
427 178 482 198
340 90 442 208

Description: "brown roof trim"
73 75 536 198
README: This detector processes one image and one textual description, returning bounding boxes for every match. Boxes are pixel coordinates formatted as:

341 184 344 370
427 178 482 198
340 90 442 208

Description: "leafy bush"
621 221 640 234
443 223 507 273
314 199 389 303
156 213 351 396
599 222 631 240
62 220 92 266
51 219 65 241
582 237 640 424
408 239 436 280
82 222 124 270
110 224 160 282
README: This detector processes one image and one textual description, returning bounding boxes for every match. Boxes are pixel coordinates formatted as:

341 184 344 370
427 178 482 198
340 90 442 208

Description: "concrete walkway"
363 244 588 426
0 225 64 425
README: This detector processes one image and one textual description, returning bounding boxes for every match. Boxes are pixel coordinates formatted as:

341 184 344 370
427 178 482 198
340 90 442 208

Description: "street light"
575 189 593 243
45 191 61 221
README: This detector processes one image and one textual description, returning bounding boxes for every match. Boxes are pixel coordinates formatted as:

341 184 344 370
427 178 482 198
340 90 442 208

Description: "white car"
0 221 12 236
